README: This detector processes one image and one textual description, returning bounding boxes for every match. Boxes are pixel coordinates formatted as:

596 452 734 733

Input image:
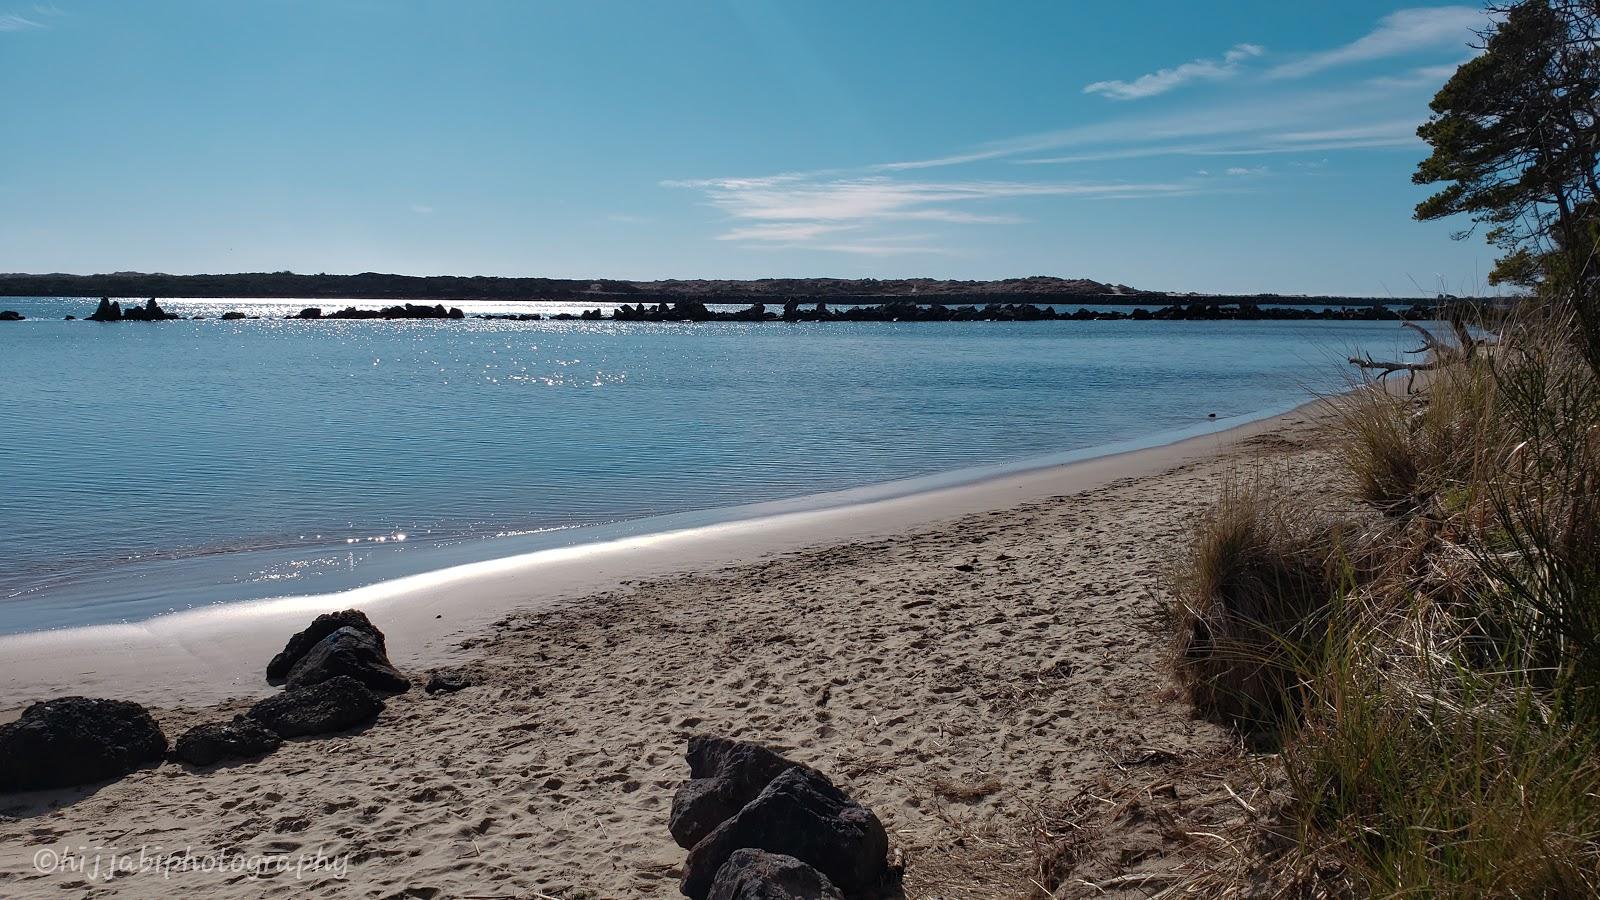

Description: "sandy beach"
0 406 1344 899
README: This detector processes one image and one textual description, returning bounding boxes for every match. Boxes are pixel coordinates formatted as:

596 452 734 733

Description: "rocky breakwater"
500 299 1437 325
292 303 465 320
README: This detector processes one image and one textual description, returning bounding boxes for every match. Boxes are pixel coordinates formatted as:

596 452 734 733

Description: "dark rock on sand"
286 626 410 693
682 767 890 900
266 609 386 681
173 715 282 766
671 736 813 849
0 310 23 321
424 669 472 695
708 849 845 900
0 697 168 792
246 675 384 738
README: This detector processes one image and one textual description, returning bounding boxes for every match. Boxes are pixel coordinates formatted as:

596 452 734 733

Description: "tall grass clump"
1283 639 1600 896
1331 352 1496 517
1170 481 1360 740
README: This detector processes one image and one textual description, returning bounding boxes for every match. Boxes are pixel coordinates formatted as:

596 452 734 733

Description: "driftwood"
1349 318 1483 391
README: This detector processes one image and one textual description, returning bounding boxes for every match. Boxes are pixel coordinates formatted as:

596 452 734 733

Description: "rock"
266 609 387 681
0 310 23 321
173 716 282 766
246 675 384 737
221 311 247 320
708 849 844 900
120 298 179 321
671 736 812 849
424 669 472 695
682 767 890 900
286 626 410 693
0 697 168 792
296 307 323 319
87 298 122 321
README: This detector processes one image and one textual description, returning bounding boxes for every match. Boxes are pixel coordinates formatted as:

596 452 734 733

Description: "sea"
0 295 1416 634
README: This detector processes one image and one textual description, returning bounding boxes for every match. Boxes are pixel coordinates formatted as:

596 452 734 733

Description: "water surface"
0 296 1408 633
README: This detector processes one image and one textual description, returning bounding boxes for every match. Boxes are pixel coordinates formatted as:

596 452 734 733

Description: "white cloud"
661 9 1472 256
668 174 1200 253
1369 61 1465 88
1269 6 1484 79
0 12 42 30
410 203 434 214
716 222 856 242
812 240 949 256
670 175 1198 224
1084 43 1264 100
1273 120 1419 143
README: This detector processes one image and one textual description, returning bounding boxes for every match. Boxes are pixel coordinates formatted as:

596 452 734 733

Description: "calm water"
0 296 1409 633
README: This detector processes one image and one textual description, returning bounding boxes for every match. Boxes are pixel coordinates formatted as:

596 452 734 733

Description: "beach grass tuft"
1168 479 1358 740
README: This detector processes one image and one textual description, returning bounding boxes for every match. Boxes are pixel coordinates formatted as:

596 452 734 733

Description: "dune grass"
1165 311 1600 896
1169 480 1360 741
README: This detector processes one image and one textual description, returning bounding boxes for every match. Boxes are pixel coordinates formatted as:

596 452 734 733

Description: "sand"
0 406 1344 899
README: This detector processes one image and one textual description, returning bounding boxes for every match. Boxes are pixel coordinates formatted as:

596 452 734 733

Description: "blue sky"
1 1 1499 294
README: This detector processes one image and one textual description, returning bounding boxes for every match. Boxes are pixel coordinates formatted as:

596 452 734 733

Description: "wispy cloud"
670 175 1194 224
1369 61 1466 88
716 222 857 243
667 174 1200 253
1273 120 1419 143
1084 43 1264 101
1 2 61 31
663 7 1473 257
410 203 435 215
0 12 43 30
812 239 949 257
1269 6 1484 79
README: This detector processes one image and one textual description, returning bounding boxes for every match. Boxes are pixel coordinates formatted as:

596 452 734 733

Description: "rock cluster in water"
671 736 896 899
0 310 23 321
86 297 181 321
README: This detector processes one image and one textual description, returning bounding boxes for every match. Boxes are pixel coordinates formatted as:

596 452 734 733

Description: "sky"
0 1 1503 295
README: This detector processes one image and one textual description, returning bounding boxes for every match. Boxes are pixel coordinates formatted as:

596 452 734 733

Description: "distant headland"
0 272 1448 307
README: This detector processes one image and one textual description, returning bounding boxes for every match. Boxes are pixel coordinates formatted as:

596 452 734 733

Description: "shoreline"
0 397 1329 716
0 388 1346 898
0 396 1314 637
